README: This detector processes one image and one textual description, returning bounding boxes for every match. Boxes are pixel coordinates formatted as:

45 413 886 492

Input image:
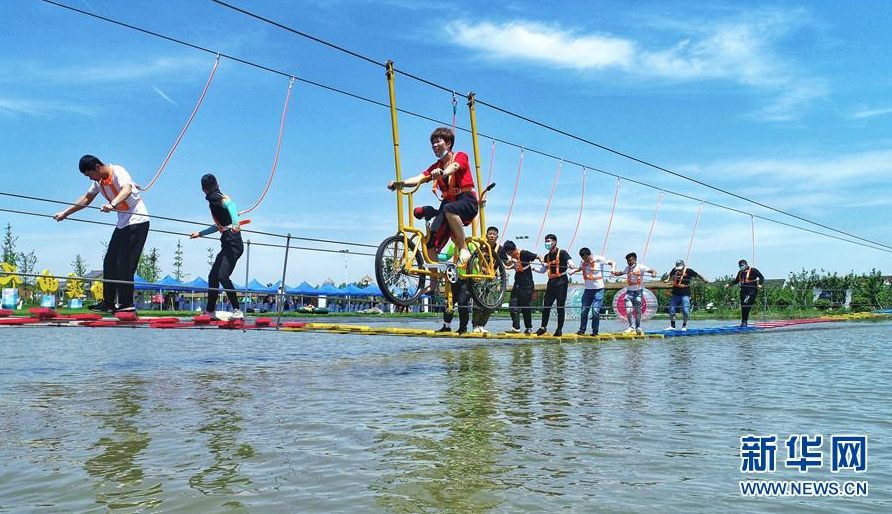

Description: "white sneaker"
623 327 635 334
213 311 233 322
505 327 521 334
472 326 483 333
664 326 675 331
680 326 687 332
231 309 245 320
458 248 472 266
636 328 644 334
479 327 489 334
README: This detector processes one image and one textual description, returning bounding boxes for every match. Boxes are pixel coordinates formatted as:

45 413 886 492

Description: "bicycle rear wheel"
467 249 507 310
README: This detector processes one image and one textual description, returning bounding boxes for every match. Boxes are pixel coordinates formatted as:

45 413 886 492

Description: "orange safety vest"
546 249 564 279
97 174 129 211
627 265 643 287
431 154 476 202
673 267 689 288
581 261 602 281
511 250 526 273
740 268 755 284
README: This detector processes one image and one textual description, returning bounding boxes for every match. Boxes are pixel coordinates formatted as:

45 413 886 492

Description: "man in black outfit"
502 240 539 334
725 259 765 327
536 234 574 337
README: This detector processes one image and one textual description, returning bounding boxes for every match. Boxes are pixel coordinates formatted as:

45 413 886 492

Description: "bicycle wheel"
375 234 426 307
467 249 507 310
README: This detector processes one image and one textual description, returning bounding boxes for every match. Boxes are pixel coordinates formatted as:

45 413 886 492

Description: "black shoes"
436 324 452 333
535 327 547 336
524 328 532 335
553 330 562 337
576 330 586 336
457 326 468 334
115 306 136 313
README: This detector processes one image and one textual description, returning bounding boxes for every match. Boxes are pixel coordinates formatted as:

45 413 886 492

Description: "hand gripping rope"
600 177 621 256
535 159 563 245
498 148 524 244
140 54 221 192
239 76 296 216
640 191 664 263
566 167 586 252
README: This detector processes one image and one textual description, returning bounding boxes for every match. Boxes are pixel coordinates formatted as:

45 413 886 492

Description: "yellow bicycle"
374 62 507 312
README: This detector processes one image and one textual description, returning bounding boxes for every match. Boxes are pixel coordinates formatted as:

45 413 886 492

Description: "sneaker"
623 327 635 334
635 328 644 335
535 327 547 336
553 330 562 337
576 330 586 336
458 248 472 267
478 327 489 334
590 331 599 336
231 309 245 320
664 326 675 331
114 306 136 313
472 326 483 333
505 327 521 334
457 326 468 334
435 324 452 333
88 302 114 313
524 328 532 335
680 326 687 332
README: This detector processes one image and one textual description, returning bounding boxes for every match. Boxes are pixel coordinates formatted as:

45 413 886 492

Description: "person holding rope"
387 127 477 266
190 174 244 321
536 234 574 337
470 226 503 333
611 252 657 334
569 247 615 336
502 240 540 335
53 155 149 314
663 259 711 331
725 259 764 327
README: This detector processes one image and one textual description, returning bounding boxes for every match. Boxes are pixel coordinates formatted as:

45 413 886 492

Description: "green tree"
2 223 17 265
71 254 89 277
15 250 38 286
172 240 187 281
206 247 215 268
137 248 162 283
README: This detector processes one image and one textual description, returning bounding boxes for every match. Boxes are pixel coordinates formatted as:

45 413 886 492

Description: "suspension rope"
601 178 621 256
239 76 295 215
498 148 524 244
566 167 586 252
685 202 704 264
535 159 563 245
641 191 664 263
451 91 458 134
485 139 495 186
139 54 221 192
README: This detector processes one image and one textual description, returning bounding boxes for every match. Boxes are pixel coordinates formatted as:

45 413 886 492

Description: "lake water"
1 318 890 513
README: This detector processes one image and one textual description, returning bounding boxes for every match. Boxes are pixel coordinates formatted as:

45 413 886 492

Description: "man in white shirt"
610 252 657 334
54 155 150 314
569 247 615 336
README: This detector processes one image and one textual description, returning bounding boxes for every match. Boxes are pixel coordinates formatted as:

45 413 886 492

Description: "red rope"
485 139 495 186
239 77 295 215
641 191 663 263
535 159 563 245
499 149 524 244
600 178 621 256
566 167 586 252
684 202 704 264
751 214 756 266
140 55 220 192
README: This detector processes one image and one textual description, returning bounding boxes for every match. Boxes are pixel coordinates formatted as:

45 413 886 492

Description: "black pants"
541 279 568 331
207 231 244 312
104 221 149 308
740 288 757 324
443 280 470 330
509 284 533 329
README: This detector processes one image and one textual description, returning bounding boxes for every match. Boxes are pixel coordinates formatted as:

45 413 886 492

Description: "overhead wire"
30 0 892 256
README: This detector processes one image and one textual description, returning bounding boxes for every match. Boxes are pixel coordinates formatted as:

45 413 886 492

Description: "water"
1 319 890 513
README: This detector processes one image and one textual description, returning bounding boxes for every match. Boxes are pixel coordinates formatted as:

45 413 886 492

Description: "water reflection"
539 344 571 427
374 346 506 512
84 376 163 510
189 371 255 503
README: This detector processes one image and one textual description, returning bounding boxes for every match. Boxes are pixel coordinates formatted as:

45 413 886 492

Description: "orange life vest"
546 249 564 279
431 153 476 202
673 267 689 288
582 261 602 281
627 266 643 287
97 174 129 211
740 267 756 285
511 250 526 273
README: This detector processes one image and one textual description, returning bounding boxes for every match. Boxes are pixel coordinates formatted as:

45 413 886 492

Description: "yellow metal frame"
384 62 500 309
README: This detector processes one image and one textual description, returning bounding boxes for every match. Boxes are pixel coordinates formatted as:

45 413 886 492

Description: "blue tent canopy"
153 275 188 291
287 281 321 295
183 276 209 292
247 279 277 294
357 284 384 296
132 273 155 291
317 283 346 296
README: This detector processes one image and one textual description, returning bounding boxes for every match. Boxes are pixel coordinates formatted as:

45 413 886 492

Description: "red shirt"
423 151 475 200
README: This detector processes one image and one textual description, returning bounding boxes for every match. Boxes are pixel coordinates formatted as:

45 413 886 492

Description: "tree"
16 250 38 286
71 254 88 278
206 247 215 268
172 240 187 281
2 223 17 265
137 248 162 283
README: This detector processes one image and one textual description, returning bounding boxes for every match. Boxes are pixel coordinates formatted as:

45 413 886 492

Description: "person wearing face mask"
387 127 477 266
470 226 503 333
535 234 574 337
663 259 711 331
725 259 765 327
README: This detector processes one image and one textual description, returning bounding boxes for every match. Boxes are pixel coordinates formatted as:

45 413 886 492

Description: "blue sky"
1 0 891 286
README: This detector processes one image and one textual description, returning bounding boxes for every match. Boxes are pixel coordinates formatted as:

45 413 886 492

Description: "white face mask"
545 242 553 250
739 265 747 271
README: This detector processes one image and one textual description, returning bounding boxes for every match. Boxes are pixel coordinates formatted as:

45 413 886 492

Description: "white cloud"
0 97 95 117
446 11 825 120
152 86 177 106
850 106 892 120
692 149 892 185
4 56 208 86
